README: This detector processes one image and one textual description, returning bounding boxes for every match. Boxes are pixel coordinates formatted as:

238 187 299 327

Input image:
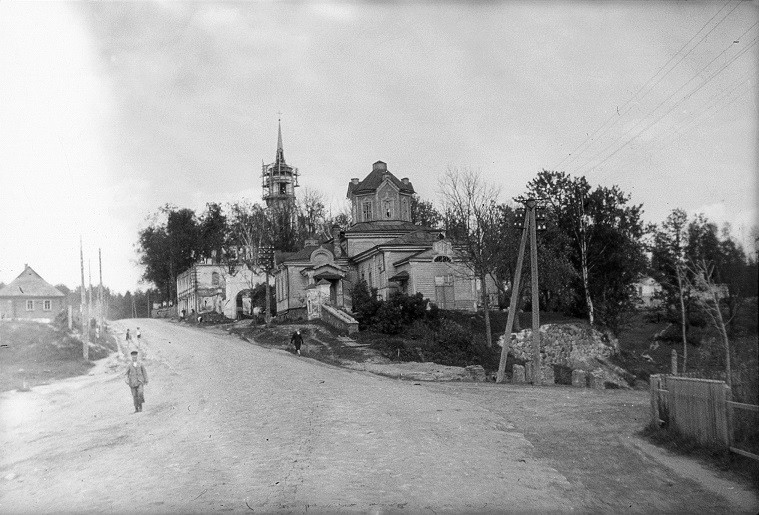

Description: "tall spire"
276 117 285 166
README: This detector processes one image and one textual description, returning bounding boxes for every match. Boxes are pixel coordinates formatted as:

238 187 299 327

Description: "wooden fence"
650 374 759 461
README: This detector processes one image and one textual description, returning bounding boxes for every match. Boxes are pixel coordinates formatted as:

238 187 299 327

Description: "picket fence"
650 374 759 461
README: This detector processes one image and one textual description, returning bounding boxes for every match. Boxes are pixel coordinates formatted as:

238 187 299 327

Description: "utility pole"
528 199 541 383
79 237 89 360
496 199 546 384
98 248 104 331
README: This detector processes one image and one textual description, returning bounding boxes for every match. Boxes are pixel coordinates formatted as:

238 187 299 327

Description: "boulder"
571 369 587 388
512 364 526 384
465 365 487 382
541 365 555 385
589 369 606 390
508 323 631 389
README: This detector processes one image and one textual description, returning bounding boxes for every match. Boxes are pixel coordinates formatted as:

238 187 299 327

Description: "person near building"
290 329 304 356
125 350 148 413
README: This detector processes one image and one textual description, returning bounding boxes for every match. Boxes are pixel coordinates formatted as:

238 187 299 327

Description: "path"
1 318 756 513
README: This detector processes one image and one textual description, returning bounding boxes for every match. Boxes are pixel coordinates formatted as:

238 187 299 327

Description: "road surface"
1 319 756 513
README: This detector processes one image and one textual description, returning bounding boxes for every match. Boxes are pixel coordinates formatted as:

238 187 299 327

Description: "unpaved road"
1 319 756 513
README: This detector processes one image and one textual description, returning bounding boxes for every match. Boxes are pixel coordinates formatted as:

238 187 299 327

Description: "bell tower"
262 119 299 209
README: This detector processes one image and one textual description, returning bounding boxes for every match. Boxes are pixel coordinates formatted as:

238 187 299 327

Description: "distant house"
0 265 65 323
634 276 663 308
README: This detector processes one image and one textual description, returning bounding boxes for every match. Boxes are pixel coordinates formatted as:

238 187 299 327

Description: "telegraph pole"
98 248 104 331
528 199 541 383
496 209 529 383
79 237 89 360
496 199 546 384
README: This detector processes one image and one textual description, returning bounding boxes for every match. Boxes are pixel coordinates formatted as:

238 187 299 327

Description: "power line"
581 36 758 176
552 0 738 171
645 78 754 157
569 21 757 176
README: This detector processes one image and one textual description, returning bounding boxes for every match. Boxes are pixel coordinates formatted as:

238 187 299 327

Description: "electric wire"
551 0 739 171
569 21 757 176
581 36 758 176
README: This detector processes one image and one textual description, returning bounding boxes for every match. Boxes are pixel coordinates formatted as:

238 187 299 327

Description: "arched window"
433 255 452 263
211 272 220 286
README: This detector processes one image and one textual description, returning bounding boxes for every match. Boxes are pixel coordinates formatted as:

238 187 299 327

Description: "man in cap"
125 350 148 413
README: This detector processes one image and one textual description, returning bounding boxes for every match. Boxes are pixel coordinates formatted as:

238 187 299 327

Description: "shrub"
351 280 382 330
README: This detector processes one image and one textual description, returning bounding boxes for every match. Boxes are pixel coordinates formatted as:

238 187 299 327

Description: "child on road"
125 350 148 413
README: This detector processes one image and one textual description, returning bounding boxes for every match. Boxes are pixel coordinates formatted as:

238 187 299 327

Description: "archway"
235 289 254 319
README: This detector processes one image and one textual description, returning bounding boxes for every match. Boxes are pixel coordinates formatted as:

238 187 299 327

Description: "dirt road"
1 319 756 513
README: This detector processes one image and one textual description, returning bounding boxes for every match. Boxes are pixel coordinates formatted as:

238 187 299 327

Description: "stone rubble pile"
499 323 631 389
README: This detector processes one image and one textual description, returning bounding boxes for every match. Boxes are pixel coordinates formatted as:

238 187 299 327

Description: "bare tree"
227 201 273 323
439 167 502 347
685 258 733 387
299 187 327 238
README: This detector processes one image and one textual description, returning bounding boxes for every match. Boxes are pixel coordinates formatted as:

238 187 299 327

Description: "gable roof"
347 164 415 197
345 221 421 234
381 228 444 246
0 265 65 298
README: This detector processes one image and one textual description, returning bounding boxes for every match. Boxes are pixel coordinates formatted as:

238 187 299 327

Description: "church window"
362 201 372 222
378 255 385 271
433 255 451 263
383 198 394 219
279 183 287 195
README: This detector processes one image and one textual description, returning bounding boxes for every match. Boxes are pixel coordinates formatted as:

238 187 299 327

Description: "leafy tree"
650 208 692 369
411 194 442 228
526 170 646 334
197 203 228 262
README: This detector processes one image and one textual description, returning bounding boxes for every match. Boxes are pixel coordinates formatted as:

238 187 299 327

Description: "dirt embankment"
0 321 116 392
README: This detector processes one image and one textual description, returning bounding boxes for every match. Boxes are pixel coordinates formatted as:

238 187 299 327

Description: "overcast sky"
1 1 757 294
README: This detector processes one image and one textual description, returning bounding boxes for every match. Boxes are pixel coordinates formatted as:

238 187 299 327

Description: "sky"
1 1 757 294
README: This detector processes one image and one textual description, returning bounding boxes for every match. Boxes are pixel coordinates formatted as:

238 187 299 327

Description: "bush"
351 280 382 330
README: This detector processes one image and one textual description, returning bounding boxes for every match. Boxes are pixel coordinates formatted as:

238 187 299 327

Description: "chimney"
401 178 409 185
373 161 387 172
351 178 359 185
332 224 343 258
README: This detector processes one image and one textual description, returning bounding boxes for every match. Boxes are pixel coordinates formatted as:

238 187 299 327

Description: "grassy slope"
0 321 117 392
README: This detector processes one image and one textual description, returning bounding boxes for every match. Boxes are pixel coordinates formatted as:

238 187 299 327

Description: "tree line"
132 169 757 349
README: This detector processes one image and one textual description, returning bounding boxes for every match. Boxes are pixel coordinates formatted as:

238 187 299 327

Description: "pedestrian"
290 328 304 356
125 350 148 413
137 327 141 341
125 328 132 342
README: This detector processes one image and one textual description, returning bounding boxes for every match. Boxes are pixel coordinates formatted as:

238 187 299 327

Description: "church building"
274 160 495 321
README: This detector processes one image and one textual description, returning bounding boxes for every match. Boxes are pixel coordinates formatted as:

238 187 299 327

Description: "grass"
641 422 759 485
0 320 118 392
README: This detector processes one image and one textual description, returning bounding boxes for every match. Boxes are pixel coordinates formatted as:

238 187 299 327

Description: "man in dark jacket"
125 350 148 413
290 329 304 356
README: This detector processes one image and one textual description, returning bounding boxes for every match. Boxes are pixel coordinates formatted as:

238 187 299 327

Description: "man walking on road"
290 329 304 356
125 350 148 413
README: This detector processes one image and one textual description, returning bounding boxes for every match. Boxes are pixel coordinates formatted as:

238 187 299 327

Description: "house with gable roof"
273 160 495 320
0 265 66 323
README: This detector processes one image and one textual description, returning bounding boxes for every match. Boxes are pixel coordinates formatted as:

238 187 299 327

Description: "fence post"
650 374 660 425
671 349 678 375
